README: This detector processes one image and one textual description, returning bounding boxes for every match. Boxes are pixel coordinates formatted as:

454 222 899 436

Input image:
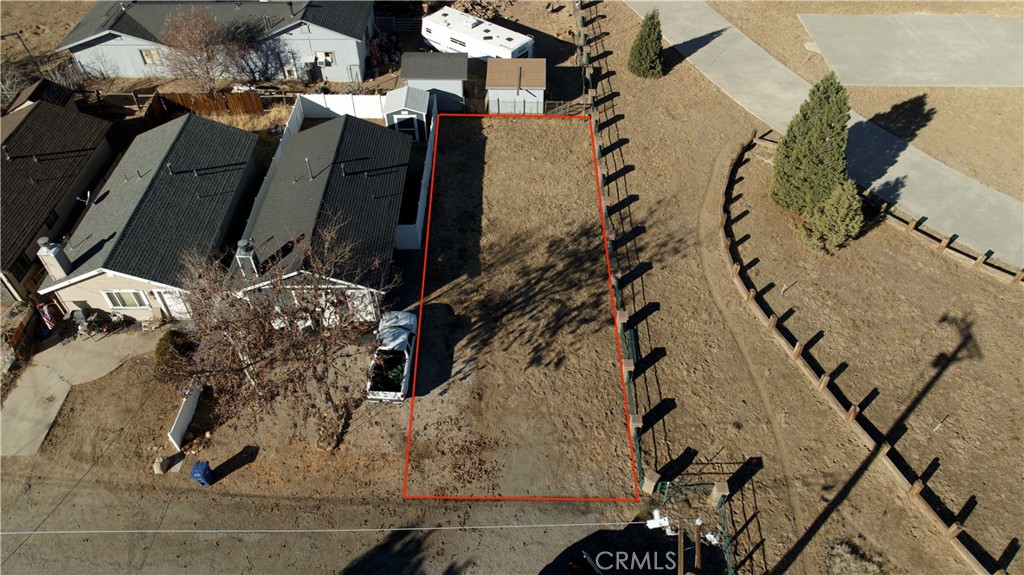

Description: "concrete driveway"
1 327 166 456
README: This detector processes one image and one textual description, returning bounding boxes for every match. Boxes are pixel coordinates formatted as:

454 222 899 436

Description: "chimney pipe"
236 239 260 277
304 157 313 181
1 145 9 160
166 162 172 175
37 237 72 280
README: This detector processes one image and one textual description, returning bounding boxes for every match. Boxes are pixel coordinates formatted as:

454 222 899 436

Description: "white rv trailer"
421 8 534 60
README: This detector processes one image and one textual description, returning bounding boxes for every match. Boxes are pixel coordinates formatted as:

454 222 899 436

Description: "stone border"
721 133 1010 575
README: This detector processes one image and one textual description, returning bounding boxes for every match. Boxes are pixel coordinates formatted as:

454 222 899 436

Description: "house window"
450 37 466 47
315 51 335 67
140 49 162 65
103 290 149 309
45 209 59 229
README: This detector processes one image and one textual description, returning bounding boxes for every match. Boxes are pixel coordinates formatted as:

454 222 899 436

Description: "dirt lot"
406 116 637 499
708 1 1024 200
2 1 1020 573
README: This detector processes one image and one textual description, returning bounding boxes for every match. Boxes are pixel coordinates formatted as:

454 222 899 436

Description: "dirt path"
696 141 812 575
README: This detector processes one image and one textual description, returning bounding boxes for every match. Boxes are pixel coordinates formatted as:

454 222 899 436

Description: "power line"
2 521 647 537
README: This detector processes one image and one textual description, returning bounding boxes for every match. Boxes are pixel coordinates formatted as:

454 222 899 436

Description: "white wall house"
58 1 374 82
37 115 258 322
422 7 533 60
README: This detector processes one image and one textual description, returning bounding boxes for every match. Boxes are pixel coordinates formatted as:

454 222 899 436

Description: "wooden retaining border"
720 133 1011 575
867 199 1023 288
753 133 1022 288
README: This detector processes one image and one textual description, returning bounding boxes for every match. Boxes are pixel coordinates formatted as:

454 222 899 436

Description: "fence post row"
724 136 1007 575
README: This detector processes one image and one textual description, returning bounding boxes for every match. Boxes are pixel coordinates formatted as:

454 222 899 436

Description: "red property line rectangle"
402 112 640 502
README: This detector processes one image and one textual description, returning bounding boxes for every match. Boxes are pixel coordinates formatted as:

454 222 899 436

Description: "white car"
365 311 417 402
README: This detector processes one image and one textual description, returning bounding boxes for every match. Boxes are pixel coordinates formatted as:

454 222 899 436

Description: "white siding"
276 23 364 83
70 34 169 78
487 88 544 114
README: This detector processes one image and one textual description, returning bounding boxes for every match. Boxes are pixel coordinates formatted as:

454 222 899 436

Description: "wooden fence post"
791 340 803 360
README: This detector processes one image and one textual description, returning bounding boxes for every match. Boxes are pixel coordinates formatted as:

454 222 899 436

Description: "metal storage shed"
384 86 431 142
485 58 546 114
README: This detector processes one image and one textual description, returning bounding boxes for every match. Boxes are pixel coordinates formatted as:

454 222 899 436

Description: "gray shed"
384 86 431 142
401 52 468 113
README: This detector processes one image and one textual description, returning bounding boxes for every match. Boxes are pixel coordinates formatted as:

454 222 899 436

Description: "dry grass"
204 103 293 132
825 541 884 575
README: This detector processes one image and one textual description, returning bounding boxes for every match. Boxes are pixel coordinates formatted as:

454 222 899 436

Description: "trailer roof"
422 7 532 50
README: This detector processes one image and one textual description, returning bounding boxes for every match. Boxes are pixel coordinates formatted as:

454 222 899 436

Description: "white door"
157 291 191 320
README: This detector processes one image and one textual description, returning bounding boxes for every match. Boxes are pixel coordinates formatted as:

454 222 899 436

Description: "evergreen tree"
771 72 850 215
628 9 663 79
799 179 864 255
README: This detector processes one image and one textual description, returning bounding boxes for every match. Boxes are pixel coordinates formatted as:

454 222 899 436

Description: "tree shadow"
665 28 728 74
868 94 936 144
847 95 935 191
770 313 982 574
338 528 470 575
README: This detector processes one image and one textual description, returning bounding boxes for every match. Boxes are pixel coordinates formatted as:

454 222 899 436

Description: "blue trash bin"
190 461 214 486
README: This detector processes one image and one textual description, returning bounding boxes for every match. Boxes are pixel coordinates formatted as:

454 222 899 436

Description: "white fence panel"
167 386 202 451
298 94 386 120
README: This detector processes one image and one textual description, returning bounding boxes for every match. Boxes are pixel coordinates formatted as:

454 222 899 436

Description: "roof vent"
464 19 480 28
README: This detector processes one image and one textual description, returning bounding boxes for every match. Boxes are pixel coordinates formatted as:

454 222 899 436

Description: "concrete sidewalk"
627 1 1024 269
1 327 165 456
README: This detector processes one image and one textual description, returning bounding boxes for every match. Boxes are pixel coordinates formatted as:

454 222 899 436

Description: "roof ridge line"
101 115 192 269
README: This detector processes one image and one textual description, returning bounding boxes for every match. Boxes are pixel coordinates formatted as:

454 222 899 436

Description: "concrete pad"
1 373 71 456
800 14 1024 87
626 1 1024 268
0 327 165 456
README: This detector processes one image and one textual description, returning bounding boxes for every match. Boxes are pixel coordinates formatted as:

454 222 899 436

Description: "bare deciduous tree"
0 63 29 112
163 8 292 91
225 22 294 84
162 6 235 92
175 214 398 449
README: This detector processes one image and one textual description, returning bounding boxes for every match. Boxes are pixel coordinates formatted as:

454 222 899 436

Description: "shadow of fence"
720 133 1017 575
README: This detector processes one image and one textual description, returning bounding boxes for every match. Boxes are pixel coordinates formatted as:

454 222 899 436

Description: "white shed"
401 52 468 113
384 86 431 142
486 59 546 114
421 8 533 60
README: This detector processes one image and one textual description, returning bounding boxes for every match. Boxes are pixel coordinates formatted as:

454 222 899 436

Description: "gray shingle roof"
39 114 257 292
6 79 75 113
0 102 111 271
239 115 412 288
384 86 430 115
58 1 372 50
401 52 469 81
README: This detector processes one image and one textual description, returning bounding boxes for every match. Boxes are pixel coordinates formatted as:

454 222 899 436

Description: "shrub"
771 71 850 215
628 9 663 79
825 541 882 575
799 179 864 254
155 329 195 379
